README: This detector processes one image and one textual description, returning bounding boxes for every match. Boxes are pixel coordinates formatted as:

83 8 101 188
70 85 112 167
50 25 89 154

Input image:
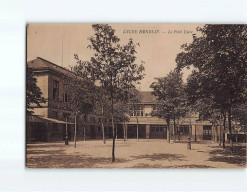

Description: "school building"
27 57 225 142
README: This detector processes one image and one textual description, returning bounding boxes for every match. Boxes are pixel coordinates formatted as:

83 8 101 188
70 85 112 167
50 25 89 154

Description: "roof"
39 116 75 124
27 115 75 124
138 91 157 104
27 57 76 78
27 58 157 103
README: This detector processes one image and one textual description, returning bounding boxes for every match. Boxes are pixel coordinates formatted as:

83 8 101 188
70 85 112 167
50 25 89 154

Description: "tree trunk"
219 114 222 146
110 89 115 162
123 122 126 142
83 125 86 141
126 123 128 140
189 109 192 139
74 115 77 148
65 117 68 145
228 107 233 155
66 117 68 137
111 112 115 162
102 106 106 144
136 117 139 140
116 124 118 139
173 118 176 142
194 125 197 142
223 112 226 149
102 122 105 144
178 124 180 142
83 116 87 141
167 120 170 143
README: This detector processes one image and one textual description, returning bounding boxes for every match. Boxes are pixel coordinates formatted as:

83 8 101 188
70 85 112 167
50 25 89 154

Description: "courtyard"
26 139 247 168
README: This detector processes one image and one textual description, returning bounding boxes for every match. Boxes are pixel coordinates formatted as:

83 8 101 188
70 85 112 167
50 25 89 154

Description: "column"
192 124 195 139
146 124 150 139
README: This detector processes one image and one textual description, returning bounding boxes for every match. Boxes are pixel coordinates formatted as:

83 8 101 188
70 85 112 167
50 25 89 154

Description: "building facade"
27 57 108 142
116 91 216 141
27 57 220 142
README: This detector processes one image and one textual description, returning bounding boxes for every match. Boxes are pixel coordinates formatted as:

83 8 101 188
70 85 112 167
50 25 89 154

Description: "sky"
27 24 203 91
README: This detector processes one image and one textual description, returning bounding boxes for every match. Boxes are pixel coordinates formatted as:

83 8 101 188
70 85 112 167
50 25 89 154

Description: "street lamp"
65 116 69 145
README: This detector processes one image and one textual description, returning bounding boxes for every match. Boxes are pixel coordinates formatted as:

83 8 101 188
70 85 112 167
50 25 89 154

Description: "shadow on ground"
26 144 65 149
26 148 129 168
27 149 65 155
130 153 185 162
207 145 246 167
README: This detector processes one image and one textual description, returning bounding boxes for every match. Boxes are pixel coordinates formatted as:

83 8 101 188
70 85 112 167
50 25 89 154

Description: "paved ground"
26 139 247 168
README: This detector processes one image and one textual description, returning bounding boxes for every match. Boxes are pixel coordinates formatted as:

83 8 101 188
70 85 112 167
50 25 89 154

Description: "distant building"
27 57 223 142
115 91 215 141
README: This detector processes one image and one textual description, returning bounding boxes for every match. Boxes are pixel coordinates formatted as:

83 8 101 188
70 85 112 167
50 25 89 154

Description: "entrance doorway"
149 125 167 139
203 125 212 140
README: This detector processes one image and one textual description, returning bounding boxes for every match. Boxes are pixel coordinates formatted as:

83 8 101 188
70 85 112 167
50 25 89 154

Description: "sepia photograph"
26 24 247 168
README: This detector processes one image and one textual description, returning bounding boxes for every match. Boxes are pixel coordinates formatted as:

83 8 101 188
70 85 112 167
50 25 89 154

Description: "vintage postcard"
26 24 247 168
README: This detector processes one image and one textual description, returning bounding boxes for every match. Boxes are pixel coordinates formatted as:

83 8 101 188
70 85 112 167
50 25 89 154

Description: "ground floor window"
150 125 167 132
179 125 189 135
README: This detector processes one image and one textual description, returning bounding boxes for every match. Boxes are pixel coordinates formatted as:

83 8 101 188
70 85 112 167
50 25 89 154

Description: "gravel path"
26 139 246 168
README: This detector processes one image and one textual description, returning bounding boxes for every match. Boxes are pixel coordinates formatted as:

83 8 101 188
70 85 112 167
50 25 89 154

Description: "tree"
76 24 145 162
186 71 224 144
63 69 99 148
150 71 187 143
232 104 247 133
92 90 130 144
112 100 130 139
92 87 109 144
26 65 46 114
176 25 247 154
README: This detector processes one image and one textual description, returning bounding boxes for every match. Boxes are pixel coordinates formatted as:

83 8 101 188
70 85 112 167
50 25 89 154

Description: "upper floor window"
131 105 144 117
53 80 59 100
63 92 70 102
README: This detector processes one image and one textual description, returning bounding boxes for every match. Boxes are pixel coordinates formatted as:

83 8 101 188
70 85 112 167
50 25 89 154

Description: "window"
150 125 166 132
63 92 69 102
53 80 59 100
203 125 212 140
131 105 144 117
179 125 189 135
150 126 155 132
90 117 96 122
